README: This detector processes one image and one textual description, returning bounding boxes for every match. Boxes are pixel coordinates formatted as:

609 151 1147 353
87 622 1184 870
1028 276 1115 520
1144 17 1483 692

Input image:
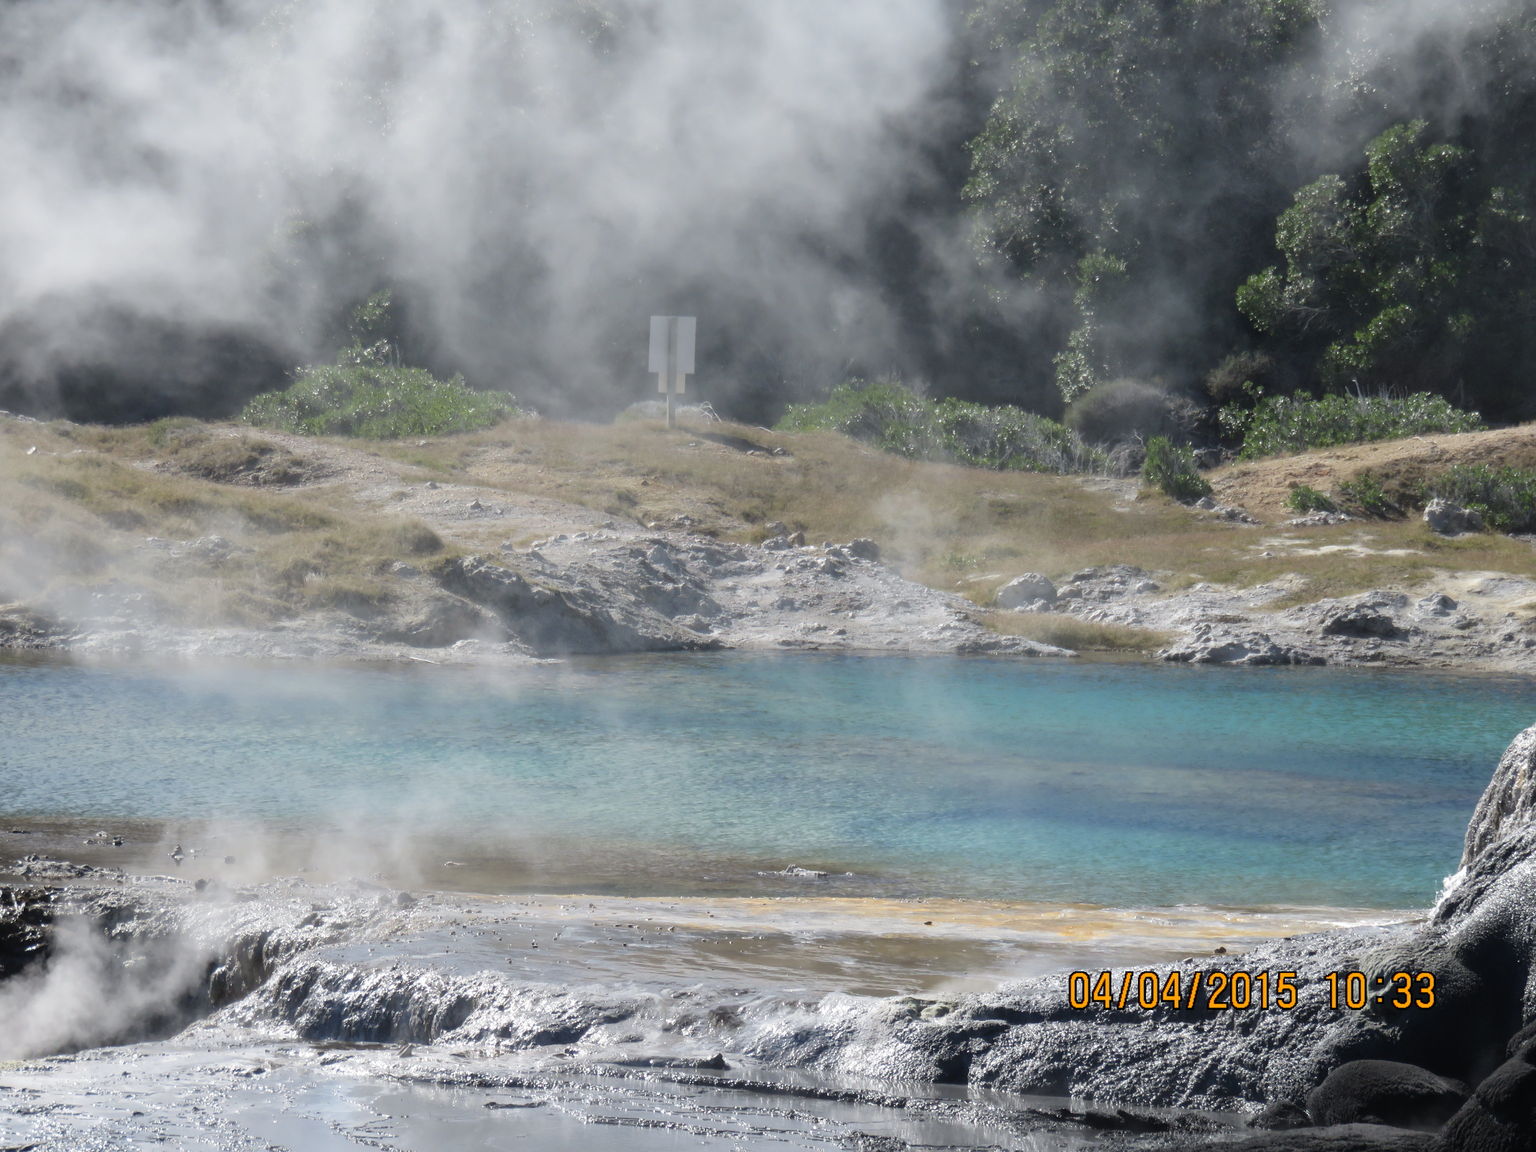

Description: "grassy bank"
6 412 1536 640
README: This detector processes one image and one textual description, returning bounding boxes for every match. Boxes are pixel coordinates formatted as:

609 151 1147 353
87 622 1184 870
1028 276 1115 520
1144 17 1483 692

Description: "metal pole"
665 317 678 430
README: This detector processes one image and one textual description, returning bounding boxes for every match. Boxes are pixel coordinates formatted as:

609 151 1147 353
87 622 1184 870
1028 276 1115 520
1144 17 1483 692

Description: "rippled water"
5 651 1533 908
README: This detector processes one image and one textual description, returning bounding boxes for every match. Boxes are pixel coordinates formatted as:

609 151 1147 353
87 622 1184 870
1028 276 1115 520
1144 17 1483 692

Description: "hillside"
5 411 1536 669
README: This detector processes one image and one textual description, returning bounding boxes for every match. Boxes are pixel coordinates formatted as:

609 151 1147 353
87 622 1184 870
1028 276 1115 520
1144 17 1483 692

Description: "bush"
1286 484 1336 513
1065 378 1196 444
1141 436 1211 502
1227 393 1483 460
1427 464 1536 533
1203 352 1276 405
242 363 524 439
1336 472 1394 517
778 377 1104 473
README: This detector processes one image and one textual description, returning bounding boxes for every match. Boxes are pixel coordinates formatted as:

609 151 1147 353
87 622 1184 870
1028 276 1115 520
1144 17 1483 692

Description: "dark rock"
1321 606 1405 640
1166 1125 1432 1150
1437 1038 1536 1151
1305 1061 1465 1129
0 886 56 980
1250 1100 1314 1130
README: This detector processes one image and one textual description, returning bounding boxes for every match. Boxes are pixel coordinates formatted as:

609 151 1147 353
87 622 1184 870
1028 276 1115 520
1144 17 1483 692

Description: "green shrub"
1336 472 1394 517
1228 393 1483 460
777 375 936 456
1427 464 1536 533
1141 436 1211 502
243 289 527 439
1286 484 1336 513
778 377 1103 473
242 363 524 439
1065 378 1193 444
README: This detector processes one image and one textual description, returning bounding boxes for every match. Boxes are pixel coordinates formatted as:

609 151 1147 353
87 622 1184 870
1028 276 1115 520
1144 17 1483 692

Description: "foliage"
1336 473 1394 518
967 1 1536 420
242 363 523 439
966 0 1325 404
1237 108 1536 417
242 292 525 438
1286 484 1336 514
1238 123 1481 394
1140 436 1210 502
1066 378 1196 444
1427 464 1536 533
777 375 937 456
1228 392 1483 460
777 377 1104 473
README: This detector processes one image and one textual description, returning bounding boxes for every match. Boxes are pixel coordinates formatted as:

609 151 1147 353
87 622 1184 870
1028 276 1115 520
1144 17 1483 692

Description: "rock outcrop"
995 573 1058 610
775 718 1536 1147
1424 500 1484 536
1461 723 1536 869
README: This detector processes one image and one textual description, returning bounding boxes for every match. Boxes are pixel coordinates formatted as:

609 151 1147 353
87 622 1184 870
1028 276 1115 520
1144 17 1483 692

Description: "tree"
965 0 1322 403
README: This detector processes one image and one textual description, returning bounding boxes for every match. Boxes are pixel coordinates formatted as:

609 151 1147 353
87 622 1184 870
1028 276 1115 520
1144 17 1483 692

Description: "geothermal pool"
4 650 1533 1150
4 650 1531 909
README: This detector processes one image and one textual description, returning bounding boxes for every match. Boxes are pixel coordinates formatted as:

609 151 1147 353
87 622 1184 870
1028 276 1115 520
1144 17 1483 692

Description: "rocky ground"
6 414 1536 672
6 719 1536 1149
1006 561 1536 672
0 418 1069 664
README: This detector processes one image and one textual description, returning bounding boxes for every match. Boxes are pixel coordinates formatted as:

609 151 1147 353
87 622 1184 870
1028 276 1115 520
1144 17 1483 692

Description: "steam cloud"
0 916 212 1059
0 0 1526 423
0 0 964 420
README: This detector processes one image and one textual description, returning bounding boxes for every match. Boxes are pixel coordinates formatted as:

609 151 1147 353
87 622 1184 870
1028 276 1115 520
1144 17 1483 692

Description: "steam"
1301 0 1533 168
0 0 964 419
0 915 212 1059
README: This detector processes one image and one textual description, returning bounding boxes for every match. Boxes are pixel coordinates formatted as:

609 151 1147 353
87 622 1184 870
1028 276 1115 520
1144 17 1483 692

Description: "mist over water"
4 652 1529 909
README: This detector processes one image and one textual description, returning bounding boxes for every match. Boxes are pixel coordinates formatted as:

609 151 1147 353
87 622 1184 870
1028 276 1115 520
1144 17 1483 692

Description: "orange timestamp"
1066 969 1437 1011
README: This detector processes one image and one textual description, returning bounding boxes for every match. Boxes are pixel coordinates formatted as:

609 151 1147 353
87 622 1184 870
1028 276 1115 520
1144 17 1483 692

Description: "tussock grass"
380 418 1536 602
0 425 443 627
12 410 1536 641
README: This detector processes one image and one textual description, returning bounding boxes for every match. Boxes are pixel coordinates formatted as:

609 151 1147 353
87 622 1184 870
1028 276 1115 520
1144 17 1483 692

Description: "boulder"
996 573 1058 610
1416 594 1459 617
1425 500 1484 536
1320 605 1405 640
435 555 718 656
1248 1100 1314 1130
1056 565 1159 603
1436 1039 1536 1152
840 538 881 562
1304 1060 1465 1130
1159 628 1325 666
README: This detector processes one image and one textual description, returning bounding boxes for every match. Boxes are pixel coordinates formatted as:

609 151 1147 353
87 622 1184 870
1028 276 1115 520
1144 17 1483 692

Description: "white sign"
648 315 696 390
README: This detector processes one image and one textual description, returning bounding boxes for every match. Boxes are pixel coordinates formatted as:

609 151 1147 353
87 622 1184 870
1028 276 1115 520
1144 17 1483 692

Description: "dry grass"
11 410 1536 639
976 610 1172 653
375 417 1220 582
77 419 319 486
0 421 443 627
372 416 1536 605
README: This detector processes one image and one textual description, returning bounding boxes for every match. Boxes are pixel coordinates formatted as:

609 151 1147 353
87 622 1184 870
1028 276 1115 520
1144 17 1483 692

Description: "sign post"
648 316 696 429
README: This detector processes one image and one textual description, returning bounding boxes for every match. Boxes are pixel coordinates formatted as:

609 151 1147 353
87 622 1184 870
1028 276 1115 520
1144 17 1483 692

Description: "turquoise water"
3 652 1533 909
